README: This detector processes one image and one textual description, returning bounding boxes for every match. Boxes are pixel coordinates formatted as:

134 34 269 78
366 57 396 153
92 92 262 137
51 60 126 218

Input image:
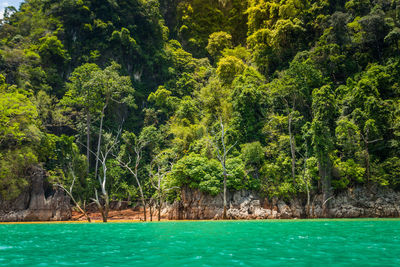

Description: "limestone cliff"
0 166 71 222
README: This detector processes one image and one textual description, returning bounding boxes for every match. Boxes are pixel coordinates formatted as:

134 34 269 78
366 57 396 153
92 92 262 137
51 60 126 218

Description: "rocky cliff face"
0 166 71 222
163 186 400 220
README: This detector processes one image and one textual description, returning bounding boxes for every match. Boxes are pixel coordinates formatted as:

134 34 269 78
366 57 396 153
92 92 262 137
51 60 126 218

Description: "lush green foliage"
1 0 400 206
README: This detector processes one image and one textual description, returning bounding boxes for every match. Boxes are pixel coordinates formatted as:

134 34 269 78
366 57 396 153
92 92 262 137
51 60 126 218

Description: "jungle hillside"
1 0 400 220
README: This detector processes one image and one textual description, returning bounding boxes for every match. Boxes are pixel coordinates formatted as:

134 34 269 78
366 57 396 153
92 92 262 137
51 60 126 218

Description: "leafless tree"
298 151 311 217
360 131 382 184
94 103 108 181
208 119 237 219
149 152 176 221
80 126 122 222
115 136 148 221
288 110 297 185
281 99 300 186
149 198 154 221
55 165 91 222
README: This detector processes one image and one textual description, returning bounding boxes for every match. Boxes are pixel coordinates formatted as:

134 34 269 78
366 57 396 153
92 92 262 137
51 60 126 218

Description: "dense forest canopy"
1 0 400 218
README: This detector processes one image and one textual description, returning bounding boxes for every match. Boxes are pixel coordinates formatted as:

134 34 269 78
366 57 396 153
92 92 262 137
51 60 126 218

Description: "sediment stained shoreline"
2 218 400 225
2 186 400 222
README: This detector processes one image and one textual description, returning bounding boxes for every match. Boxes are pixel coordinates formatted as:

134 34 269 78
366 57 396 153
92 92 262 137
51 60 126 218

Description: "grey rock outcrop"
165 187 281 220
328 187 400 218
165 186 400 220
0 166 71 222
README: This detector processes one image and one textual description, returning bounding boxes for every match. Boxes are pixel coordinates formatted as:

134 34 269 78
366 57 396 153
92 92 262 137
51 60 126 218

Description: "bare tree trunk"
95 200 106 222
83 201 91 222
56 169 91 222
85 121 121 223
365 140 370 184
99 159 109 222
135 164 147 221
116 160 147 222
143 201 147 221
93 191 109 223
86 110 90 174
158 175 161 221
57 186 91 222
223 168 227 219
319 161 332 217
289 114 296 185
209 120 236 220
104 193 109 222
149 153 174 222
75 203 91 222
360 130 381 187
306 187 310 218
149 202 153 221
158 196 161 221
95 103 107 180
133 164 146 221
100 206 107 222
92 190 108 223
221 122 228 220
300 154 310 218
134 142 147 222
135 167 147 221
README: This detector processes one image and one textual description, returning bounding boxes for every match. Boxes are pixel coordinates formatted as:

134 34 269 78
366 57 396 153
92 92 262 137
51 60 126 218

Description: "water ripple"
0 220 399 266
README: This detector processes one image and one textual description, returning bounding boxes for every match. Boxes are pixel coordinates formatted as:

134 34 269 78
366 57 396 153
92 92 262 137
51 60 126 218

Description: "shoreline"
2 217 400 225
3 187 400 222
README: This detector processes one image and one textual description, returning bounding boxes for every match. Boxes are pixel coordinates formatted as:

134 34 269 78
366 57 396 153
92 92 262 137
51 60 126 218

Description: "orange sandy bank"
72 208 166 222
0 208 167 224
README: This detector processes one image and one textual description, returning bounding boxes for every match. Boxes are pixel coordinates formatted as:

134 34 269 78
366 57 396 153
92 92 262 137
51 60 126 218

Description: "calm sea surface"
0 219 400 266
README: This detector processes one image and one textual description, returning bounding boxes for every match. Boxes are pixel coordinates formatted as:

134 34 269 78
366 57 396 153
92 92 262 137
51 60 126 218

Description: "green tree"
311 85 336 215
61 63 101 172
216 55 245 84
206 31 232 62
0 79 39 146
85 62 135 180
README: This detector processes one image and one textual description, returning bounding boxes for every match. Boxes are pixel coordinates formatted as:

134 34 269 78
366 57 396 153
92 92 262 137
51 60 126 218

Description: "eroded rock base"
0 166 71 222
163 187 400 220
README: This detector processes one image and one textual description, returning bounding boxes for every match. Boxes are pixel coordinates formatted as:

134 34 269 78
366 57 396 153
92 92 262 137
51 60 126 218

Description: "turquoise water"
1 220 400 266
